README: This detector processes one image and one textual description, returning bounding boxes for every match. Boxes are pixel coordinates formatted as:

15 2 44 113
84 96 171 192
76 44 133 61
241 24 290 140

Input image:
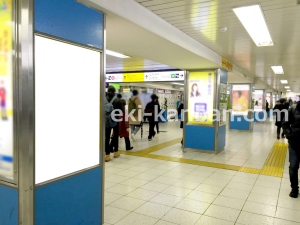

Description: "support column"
183 69 227 153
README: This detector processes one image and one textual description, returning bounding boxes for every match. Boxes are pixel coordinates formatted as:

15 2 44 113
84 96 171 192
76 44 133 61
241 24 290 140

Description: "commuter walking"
266 100 269 112
154 95 161 134
289 98 293 107
119 99 133 151
274 98 287 140
145 94 157 141
178 102 184 145
282 102 300 198
128 90 143 141
105 86 123 162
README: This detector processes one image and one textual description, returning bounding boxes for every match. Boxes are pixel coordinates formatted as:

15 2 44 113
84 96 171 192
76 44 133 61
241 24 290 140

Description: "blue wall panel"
230 116 249 130
220 69 228 84
0 185 18 225
185 126 215 150
218 125 226 150
254 112 265 122
35 0 103 49
35 167 102 225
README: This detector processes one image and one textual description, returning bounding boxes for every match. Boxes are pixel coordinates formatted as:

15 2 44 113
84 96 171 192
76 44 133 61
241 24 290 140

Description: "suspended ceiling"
134 0 300 92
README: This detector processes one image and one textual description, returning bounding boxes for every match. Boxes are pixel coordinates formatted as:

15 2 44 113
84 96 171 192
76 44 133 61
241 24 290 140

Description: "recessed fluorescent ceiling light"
285 86 290 89
233 5 273 47
106 50 130 58
280 80 288 84
173 82 184 86
271 66 284 74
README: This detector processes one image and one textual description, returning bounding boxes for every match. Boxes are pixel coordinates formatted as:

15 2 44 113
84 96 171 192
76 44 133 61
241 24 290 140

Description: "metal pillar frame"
0 1 106 224
183 69 224 153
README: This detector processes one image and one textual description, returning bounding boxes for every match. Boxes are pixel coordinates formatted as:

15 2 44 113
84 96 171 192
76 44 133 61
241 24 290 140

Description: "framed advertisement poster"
232 84 249 116
219 83 227 126
188 71 214 125
0 0 14 179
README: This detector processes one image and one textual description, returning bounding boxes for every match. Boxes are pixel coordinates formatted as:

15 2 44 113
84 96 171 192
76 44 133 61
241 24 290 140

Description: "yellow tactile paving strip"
260 142 288 177
119 140 288 177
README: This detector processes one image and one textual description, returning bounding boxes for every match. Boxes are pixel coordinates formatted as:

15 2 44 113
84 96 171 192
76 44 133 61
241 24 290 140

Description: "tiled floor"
105 119 299 225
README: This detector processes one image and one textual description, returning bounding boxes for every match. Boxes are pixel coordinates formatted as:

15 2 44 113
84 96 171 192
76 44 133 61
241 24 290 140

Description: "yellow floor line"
119 141 288 177
260 142 288 177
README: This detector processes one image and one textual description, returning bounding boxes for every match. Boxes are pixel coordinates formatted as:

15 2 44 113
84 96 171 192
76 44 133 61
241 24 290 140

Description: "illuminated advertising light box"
144 71 184 82
266 93 271 105
165 90 171 94
0 0 14 179
157 89 164 93
232 85 249 116
188 71 214 125
254 90 263 111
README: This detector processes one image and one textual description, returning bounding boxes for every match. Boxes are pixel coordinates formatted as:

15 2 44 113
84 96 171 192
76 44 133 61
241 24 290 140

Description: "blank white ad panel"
35 35 100 184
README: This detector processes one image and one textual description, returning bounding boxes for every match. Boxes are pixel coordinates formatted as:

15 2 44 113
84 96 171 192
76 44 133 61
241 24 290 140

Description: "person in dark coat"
177 102 184 145
282 102 300 198
154 95 161 134
266 100 270 112
105 86 123 162
274 98 287 140
119 99 133 151
145 95 157 141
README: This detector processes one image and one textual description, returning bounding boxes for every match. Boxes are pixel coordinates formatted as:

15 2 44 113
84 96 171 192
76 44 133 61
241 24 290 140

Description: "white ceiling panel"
134 0 300 92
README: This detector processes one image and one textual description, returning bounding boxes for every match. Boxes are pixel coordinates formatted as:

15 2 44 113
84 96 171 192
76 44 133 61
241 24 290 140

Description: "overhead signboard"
144 71 184 82
0 0 14 179
222 58 233 71
106 71 184 83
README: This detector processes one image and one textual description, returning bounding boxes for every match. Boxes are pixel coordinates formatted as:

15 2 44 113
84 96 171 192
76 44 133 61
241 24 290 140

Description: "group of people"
105 86 161 162
273 97 300 198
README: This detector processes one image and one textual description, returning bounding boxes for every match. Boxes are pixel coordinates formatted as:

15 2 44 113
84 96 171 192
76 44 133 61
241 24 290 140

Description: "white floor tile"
126 188 159 201
243 201 276 217
236 211 275 225
141 182 170 192
204 204 240 222
213 195 245 210
186 190 218 203
195 215 234 225
161 185 192 198
175 198 210 214
134 202 172 219
149 193 183 207
104 192 123 205
247 192 278 206
195 183 224 195
220 187 250 200
107 184 137 195
161 208 201 225
115 212 158 225
110 196 146 211
104 206 131 224
276 207 300 223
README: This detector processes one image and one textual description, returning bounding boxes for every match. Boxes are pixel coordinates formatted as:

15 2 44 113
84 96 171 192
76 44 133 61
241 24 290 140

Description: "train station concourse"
1 0 300 225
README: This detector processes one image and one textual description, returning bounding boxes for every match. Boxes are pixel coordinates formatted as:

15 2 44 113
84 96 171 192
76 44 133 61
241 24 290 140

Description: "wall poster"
188 71 214 125
0 0 13 179
219 83 227 126
232 85 249 116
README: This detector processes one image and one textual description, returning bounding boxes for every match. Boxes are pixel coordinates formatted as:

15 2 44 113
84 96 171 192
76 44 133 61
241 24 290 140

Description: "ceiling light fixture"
233 5 273 47
280 80 288 84
271 66 284 74
285 86 290 89
106 50 131 58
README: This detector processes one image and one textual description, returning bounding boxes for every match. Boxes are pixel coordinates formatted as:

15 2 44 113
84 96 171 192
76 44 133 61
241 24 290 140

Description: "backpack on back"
128 97 138 116
105 96 117 128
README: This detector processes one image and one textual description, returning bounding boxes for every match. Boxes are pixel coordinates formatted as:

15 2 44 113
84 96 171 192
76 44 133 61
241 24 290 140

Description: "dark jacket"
273 103 286 127
282 103 300 149
178 103 184 128
119 107 129 137
106 94 123 115
144 101 155 120
266 102 269 112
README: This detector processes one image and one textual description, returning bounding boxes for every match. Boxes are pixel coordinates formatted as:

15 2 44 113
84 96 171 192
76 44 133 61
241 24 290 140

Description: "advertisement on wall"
188 71 214 125
232 85 249 116
0 0 13 178
219 83 227 126
254 90 263 111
